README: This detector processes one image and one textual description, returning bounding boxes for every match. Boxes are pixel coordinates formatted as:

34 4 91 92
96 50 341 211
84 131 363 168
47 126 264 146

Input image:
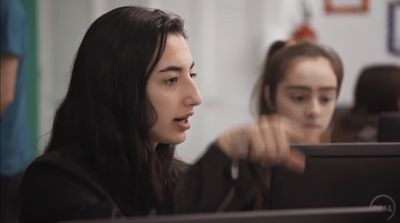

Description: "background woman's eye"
165 77 178 86
190 72 197 78
320 96 333 104
291 95 307 103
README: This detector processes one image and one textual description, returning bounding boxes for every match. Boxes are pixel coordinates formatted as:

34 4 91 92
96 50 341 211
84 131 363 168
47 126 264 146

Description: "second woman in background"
253 41 343 143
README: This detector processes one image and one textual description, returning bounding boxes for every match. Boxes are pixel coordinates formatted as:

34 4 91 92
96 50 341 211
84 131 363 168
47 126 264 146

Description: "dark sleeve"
19 159 117 223
174 142 264 214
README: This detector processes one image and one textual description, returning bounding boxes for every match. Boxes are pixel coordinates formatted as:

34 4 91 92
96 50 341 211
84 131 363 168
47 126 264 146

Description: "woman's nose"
183 79 202 107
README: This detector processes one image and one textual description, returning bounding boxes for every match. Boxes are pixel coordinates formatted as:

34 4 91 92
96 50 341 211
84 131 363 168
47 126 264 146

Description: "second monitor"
268 143 400 223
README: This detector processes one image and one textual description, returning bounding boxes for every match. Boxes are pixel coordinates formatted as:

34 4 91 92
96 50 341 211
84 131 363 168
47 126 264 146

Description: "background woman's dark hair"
253 42 344 115
46 6 186 215
265 40 287 62
353 64 400 113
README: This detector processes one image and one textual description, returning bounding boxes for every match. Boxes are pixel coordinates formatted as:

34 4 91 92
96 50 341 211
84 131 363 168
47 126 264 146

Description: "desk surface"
65 206 389 223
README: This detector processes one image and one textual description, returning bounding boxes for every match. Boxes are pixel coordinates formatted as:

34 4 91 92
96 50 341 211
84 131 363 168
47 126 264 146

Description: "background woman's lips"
303 124 322 129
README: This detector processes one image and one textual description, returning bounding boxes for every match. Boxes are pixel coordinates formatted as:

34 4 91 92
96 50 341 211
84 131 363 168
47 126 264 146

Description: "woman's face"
147 34 202 147
274 57 337 143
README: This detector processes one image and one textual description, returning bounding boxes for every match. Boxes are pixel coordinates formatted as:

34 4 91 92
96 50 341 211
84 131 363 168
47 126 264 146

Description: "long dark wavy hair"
45 6 187 215
253 42 344 115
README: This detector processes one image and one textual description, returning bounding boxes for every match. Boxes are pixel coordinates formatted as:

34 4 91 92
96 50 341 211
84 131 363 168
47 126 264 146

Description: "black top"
19 149 123 222
19 143 264 222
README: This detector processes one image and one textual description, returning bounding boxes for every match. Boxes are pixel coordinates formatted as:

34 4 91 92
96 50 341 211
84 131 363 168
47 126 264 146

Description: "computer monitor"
378 112 400 142
64 206 388 223
269 143 400 223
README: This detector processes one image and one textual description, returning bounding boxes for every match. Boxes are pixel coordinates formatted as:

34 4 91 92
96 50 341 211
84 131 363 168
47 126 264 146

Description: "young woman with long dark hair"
19 6 306 222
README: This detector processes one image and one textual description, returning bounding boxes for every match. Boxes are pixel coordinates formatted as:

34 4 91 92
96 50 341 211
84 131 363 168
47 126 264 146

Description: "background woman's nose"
305 98 321 117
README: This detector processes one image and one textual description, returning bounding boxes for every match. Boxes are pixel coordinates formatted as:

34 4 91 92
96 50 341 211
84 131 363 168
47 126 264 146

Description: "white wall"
38 0 400 162
38 0 93 150
313 0 400 105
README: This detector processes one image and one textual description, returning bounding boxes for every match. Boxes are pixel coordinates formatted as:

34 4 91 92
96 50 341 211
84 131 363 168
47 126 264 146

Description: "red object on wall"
291 1 318 42
292 23 317 42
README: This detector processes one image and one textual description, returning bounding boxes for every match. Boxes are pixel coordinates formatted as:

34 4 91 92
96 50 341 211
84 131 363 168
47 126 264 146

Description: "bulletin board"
388 1 400 56
325 0 369 14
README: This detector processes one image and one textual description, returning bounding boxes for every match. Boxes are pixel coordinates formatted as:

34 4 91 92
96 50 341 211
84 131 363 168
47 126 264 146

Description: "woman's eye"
164 77 178 86
190 72 197 78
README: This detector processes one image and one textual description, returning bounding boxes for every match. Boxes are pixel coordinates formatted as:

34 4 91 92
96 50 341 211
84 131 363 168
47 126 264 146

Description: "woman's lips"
174 118 190 130
174 112 193 131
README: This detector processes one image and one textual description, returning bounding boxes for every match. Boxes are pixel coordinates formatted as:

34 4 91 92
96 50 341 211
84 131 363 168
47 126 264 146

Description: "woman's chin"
304 135 321 144
162 134 187 145
301 131 322 144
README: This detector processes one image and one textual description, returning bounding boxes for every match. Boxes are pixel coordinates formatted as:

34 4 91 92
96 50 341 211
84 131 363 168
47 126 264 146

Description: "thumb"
283 147 305 173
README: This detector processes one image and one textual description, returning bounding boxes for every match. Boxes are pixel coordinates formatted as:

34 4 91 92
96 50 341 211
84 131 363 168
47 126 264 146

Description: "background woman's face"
146 34 202 147
274 57 337 143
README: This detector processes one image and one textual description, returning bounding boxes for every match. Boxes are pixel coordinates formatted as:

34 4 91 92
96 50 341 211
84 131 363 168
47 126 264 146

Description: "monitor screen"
269 143 400 223
378 112 400 142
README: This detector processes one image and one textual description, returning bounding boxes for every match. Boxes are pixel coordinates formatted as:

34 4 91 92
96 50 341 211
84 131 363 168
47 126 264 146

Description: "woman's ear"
264 85 275 112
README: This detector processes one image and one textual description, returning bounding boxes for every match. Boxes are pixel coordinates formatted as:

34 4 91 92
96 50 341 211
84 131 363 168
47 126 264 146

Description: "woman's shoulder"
22 149 91 187
26 149 84 176
19 150 122 222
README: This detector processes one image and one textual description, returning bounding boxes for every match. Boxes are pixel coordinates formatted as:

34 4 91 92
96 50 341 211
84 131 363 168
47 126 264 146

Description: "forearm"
174 142 263 213
0 55 19 115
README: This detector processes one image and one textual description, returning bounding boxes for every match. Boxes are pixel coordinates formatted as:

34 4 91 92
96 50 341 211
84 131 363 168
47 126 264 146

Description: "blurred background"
20 0 399 163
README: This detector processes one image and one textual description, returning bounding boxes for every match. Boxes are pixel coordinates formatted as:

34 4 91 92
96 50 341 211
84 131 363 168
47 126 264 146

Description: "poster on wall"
325 0 369 14
388 1 400 56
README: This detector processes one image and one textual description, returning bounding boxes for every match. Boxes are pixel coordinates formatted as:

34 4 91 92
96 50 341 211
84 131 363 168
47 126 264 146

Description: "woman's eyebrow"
158 62 195 73
159 65 183 73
